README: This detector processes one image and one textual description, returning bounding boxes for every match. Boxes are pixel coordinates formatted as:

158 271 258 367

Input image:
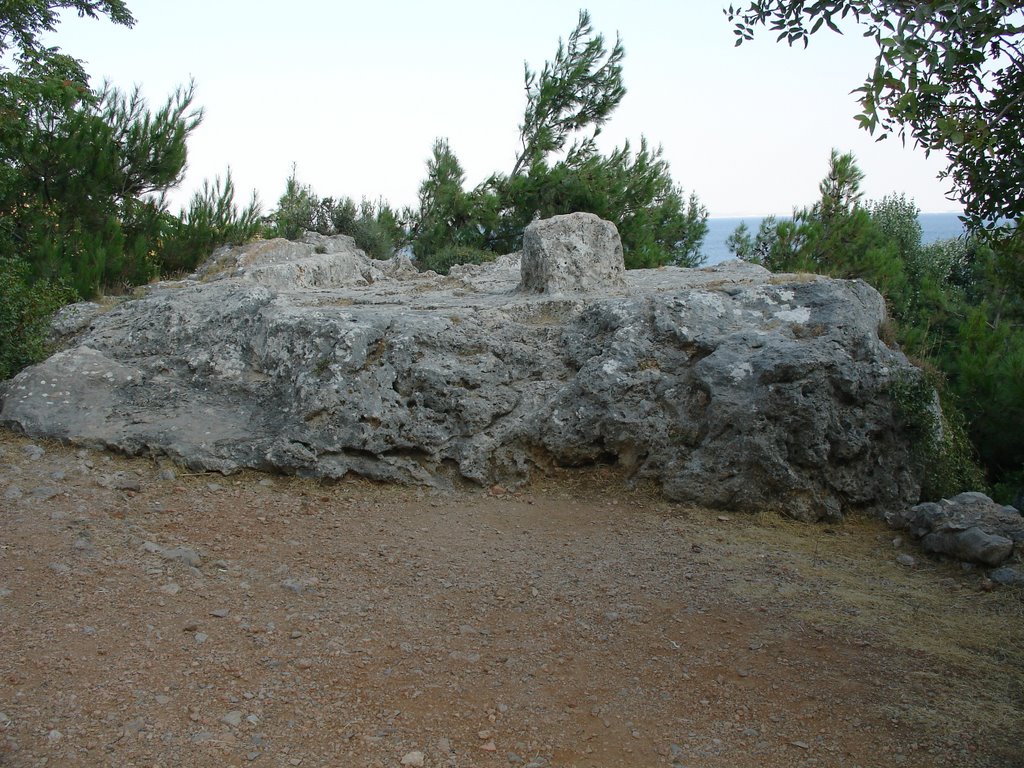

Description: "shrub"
157 172 262 274
264 168 406 260
889 369 985 501
0 256 75 380
421 245 495 276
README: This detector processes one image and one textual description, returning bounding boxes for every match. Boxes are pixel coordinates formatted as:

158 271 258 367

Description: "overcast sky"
52 0 961 218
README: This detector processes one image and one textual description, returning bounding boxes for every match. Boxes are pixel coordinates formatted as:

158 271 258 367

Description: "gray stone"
888 491 1024 565
519 212 626 294
220 710 243 727
161 546 202 568
921 527 1013 566
0 218 930 521
142 542 202 568
49 301 103 341
21 444 43 460
30 486 60 501
989 566 1024 586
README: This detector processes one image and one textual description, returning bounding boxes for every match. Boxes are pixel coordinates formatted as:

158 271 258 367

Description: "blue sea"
701 212 966 266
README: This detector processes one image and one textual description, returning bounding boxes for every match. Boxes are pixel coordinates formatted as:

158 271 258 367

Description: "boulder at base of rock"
887 491 1023 566
921 527 1013 566
1 216 929 522
519 212 626 294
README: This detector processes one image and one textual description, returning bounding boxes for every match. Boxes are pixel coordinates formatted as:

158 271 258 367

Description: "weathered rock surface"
1 218 926 521
887 491 1023 566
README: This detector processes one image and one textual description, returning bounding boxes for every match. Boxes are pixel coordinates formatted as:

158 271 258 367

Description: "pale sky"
52 0 962 218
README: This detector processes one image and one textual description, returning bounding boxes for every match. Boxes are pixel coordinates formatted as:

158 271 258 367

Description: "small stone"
221 710 243 727
161 546 202 568
155 695 171 705
48 562 72 575
281 577 317 594
158 469 176 482
194 632 209 644
31 486 60 501
478 729 492 739
400 751 425 767
295 658 314 670
896 553 917 567
207 482 223 492
160 583 182 596
3 486 23 500
0 588 10 598
22 444 44 460
989 566 1024 586
437 736 452 753
113 476 142 492
481 740 498 752
47 729 62 741
789 740 810 750
210 608 230 618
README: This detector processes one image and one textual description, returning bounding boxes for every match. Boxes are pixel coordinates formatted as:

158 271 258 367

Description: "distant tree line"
264 11 709 275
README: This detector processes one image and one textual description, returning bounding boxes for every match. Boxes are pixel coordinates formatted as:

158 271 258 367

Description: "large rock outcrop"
1 214 926 520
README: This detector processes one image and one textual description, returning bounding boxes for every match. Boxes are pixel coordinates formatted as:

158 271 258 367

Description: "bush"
264 168 406 260
0 256 75 380
157 172 262 274
421 245 495 276
264 166 318 241
889 369 985 501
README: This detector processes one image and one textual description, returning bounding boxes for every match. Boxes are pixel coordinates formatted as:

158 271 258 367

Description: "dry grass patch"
714 509 1024 747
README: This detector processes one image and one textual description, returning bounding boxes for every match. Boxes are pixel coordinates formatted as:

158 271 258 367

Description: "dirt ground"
0 428 1021 768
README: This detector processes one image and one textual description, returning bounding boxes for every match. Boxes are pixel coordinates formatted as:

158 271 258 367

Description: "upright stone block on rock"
519 212 626 294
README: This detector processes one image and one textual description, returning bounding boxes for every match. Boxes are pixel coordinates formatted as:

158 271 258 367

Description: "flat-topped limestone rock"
0 218 926 521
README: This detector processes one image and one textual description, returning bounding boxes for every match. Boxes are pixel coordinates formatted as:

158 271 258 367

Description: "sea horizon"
702 211 966 265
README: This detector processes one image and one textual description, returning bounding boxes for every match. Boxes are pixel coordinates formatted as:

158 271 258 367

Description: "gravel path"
1 430 1021 767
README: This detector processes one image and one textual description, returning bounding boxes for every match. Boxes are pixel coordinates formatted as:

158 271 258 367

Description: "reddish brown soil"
1 429 1021 768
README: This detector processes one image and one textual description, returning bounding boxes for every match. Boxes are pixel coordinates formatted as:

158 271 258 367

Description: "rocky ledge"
1 213 925 521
